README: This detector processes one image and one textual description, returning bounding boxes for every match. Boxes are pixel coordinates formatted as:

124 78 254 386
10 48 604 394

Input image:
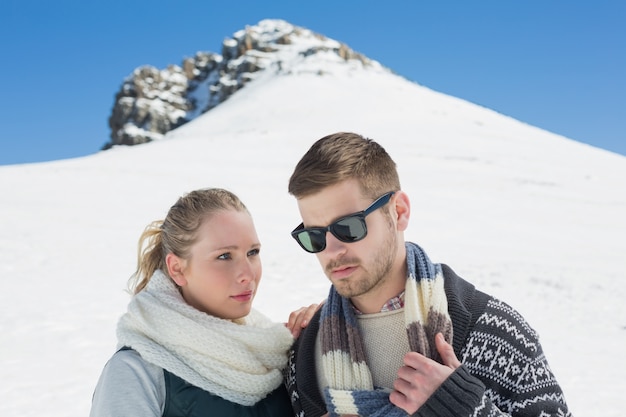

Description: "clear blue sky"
2 0 624 165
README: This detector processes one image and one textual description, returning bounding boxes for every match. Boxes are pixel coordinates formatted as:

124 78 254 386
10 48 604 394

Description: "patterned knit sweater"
284 262 572 417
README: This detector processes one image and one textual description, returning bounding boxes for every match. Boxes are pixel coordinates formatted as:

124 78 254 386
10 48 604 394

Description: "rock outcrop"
103 19 382 149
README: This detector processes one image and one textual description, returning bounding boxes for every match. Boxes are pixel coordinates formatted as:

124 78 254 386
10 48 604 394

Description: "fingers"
390 353 432 414
285 307 306 337
285 303 319 338
400 334 459 370
300 303 321 326
435 332 461 369
401 350 430 370
390 337 460 414
390 370 422 414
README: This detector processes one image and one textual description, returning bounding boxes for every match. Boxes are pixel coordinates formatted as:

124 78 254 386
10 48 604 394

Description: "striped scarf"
320 242 453 417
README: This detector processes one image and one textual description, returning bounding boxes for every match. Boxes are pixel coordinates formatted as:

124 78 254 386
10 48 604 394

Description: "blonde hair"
129 188 248 294
288 132 401 199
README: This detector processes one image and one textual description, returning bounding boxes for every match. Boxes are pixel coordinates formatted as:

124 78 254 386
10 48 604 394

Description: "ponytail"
129 220 166 294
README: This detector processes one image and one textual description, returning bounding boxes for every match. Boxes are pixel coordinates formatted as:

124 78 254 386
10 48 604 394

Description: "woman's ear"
166 253 187 287
394 191 410 232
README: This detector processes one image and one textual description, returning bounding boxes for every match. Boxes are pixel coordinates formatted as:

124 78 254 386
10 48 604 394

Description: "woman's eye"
248 248 260 257
217 253 232 260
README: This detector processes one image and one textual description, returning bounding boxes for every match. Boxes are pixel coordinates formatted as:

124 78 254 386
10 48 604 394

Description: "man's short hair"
288 132 401 199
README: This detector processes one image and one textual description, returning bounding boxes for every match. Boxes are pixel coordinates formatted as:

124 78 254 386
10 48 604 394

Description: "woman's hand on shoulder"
285 300 324 338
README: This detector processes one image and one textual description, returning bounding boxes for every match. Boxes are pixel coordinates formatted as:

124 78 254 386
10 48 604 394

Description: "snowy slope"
1 24 625 417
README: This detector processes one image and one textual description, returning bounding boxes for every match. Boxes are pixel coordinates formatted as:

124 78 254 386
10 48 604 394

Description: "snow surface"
1 31 625 416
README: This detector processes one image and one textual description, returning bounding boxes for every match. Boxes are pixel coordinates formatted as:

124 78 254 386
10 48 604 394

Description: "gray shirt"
90 349 166 417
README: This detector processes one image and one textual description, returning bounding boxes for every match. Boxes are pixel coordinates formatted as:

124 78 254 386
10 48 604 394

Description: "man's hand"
389 332 461 414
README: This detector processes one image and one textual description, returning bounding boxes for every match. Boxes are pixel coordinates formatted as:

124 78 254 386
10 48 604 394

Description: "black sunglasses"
291 191 395 253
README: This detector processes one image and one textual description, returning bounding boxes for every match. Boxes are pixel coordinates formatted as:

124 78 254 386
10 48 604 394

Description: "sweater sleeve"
417 265 572 417
417 298 571 417
412 365 485 417
89 349 165 417
415 338 571 417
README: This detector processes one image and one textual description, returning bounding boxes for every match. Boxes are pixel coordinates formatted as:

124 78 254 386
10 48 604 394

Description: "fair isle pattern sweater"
285 249 571 417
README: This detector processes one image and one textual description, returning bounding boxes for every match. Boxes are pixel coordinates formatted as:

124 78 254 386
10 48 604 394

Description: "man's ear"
394 191 410 232
166 253 187 287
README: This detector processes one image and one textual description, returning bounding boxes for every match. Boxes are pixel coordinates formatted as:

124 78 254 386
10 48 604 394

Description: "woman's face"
170 209 262 320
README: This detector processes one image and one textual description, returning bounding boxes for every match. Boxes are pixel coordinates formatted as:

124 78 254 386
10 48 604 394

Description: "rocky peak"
103 19 383 149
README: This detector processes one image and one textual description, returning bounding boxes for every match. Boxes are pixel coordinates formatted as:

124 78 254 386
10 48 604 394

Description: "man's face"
295 179 398 300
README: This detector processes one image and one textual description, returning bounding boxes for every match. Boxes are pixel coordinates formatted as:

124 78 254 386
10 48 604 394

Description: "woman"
90 188 315 416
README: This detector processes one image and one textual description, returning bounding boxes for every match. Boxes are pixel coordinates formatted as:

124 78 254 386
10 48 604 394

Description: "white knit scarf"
116 269 294 406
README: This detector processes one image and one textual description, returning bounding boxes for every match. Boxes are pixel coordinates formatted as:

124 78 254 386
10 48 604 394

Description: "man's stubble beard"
328 219 398 299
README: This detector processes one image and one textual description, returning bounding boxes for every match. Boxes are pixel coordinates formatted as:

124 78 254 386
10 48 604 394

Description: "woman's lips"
231 291 253 302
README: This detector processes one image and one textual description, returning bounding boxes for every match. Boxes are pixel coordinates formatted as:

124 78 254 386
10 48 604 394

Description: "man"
284 132 571 417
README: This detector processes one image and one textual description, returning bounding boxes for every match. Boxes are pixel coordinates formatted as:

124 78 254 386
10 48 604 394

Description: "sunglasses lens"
332 216 366 242
294 216 367 252
292 192 394 253
295 230 327 253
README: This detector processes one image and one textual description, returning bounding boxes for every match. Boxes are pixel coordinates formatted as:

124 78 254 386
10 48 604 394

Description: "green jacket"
164 369 292 417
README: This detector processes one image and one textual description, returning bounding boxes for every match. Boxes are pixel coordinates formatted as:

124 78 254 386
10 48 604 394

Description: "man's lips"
231 291 253 302
330 265 358 279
